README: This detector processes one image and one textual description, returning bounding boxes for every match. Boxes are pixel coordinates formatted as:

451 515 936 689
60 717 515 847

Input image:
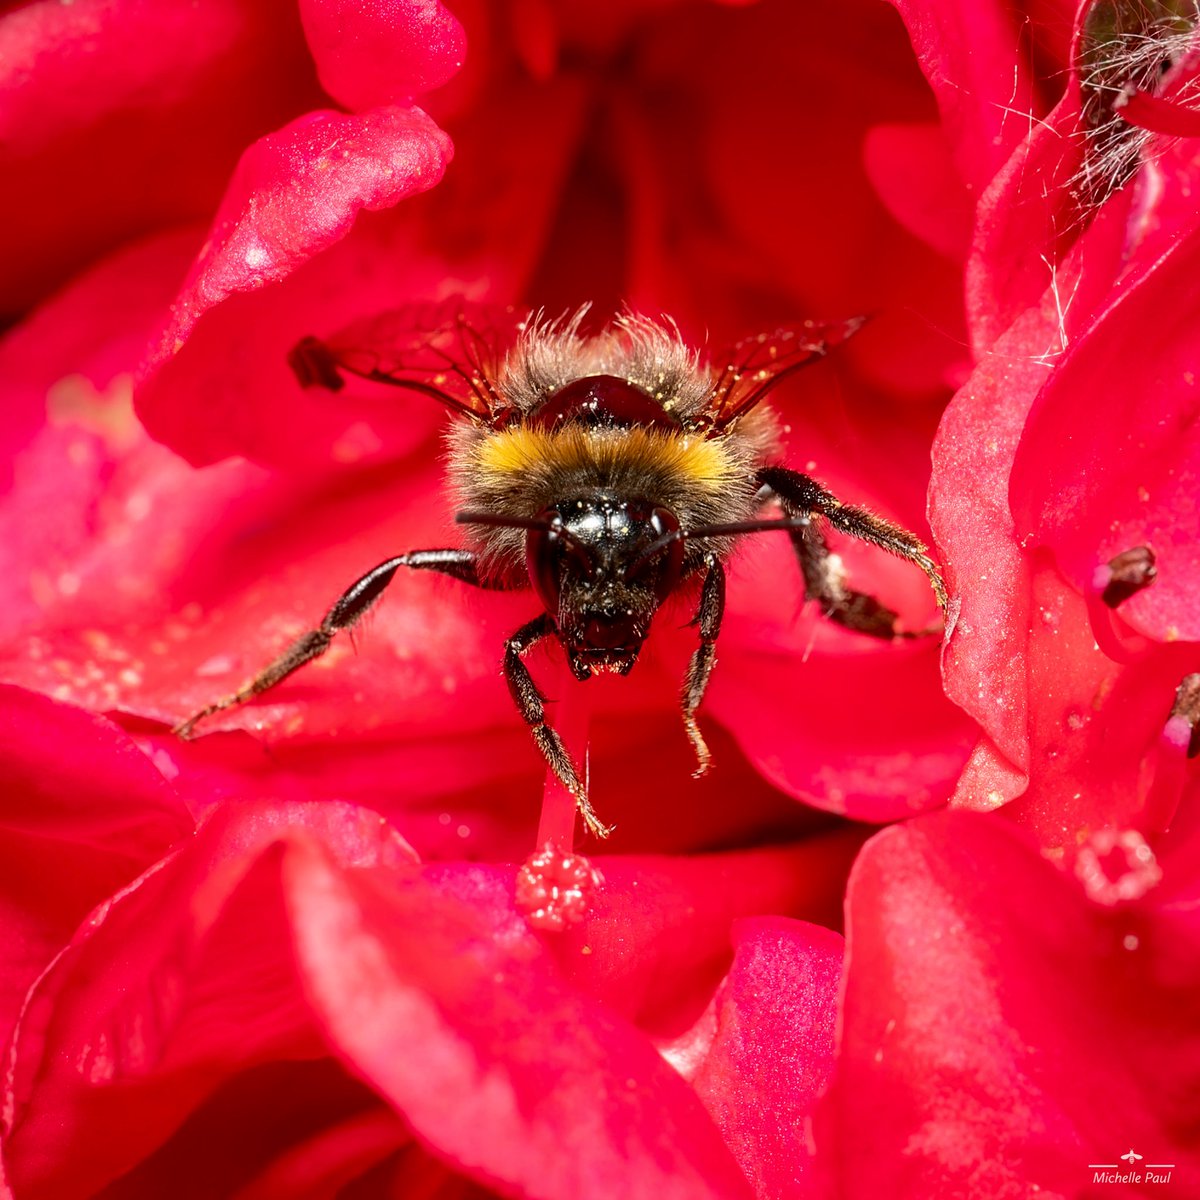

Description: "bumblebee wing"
288 299 523 426
701 317 866 431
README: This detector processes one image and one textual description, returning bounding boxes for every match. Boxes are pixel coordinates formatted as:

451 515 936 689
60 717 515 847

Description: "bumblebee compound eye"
526 509 595 613
623 506 685 602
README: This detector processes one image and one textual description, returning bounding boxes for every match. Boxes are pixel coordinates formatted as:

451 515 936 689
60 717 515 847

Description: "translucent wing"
288 299 524 427
699 317 866 431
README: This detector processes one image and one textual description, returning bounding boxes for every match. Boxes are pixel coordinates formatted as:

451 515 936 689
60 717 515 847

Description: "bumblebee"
176 305 946 837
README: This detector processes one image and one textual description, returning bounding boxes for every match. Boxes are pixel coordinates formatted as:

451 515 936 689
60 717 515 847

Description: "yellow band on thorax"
475 424 739 488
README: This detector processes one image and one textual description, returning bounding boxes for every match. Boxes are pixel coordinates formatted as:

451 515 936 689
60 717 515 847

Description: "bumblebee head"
525 495 684 677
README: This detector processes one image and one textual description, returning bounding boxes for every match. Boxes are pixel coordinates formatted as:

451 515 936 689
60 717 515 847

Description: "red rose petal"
965 87 1085 354
0 687 190 1057
863 122 973 262
930 298 1056 800
691 0 967 398
0 0 322 316
685 918 843 1200
887 0 1040 193
995 559 1196 844
132 70 587 475
712 509 974 823
0 218 200 486
136 105 453 468
285 846 757 1200
818 812 1200 1196
2 800 417 1196
232 1109 410 1199
1011 223 1200 644
1117 87 1200 137
298 0 466 111
529 833 862 1030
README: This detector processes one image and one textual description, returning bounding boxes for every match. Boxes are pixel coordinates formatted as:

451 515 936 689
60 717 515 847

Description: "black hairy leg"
681 553 724 776
756 465 947 638
174 550 500 737
503 613 612 839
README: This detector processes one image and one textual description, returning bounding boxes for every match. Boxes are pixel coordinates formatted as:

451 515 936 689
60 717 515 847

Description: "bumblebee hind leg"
756 465 946 638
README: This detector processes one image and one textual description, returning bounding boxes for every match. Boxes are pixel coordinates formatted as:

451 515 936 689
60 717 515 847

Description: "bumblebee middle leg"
756 465 946 637
174 549 500 737
503 613 612 839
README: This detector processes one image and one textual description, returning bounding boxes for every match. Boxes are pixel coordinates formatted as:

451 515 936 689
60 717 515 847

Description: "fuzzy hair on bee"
178 302 948 839
450 310 776 585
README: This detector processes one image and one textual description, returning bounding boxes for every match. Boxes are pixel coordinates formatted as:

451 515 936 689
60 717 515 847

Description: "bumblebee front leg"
174 550 494 737
756 465 946 637
503 613 612 839
681 553 724 776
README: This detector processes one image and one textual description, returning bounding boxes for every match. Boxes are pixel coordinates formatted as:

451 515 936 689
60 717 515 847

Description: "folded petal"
887 0 1041 194
2 800 417 1196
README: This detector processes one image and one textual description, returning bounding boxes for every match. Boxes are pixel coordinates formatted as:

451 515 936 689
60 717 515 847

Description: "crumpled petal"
817 810 1200 1197
4 791 846 1197
285 844 757 1200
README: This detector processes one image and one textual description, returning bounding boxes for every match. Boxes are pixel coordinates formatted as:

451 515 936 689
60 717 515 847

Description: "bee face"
525 495 684 677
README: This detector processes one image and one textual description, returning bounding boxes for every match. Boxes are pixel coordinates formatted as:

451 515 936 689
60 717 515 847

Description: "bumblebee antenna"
455 511 594 559
621 516 813 579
